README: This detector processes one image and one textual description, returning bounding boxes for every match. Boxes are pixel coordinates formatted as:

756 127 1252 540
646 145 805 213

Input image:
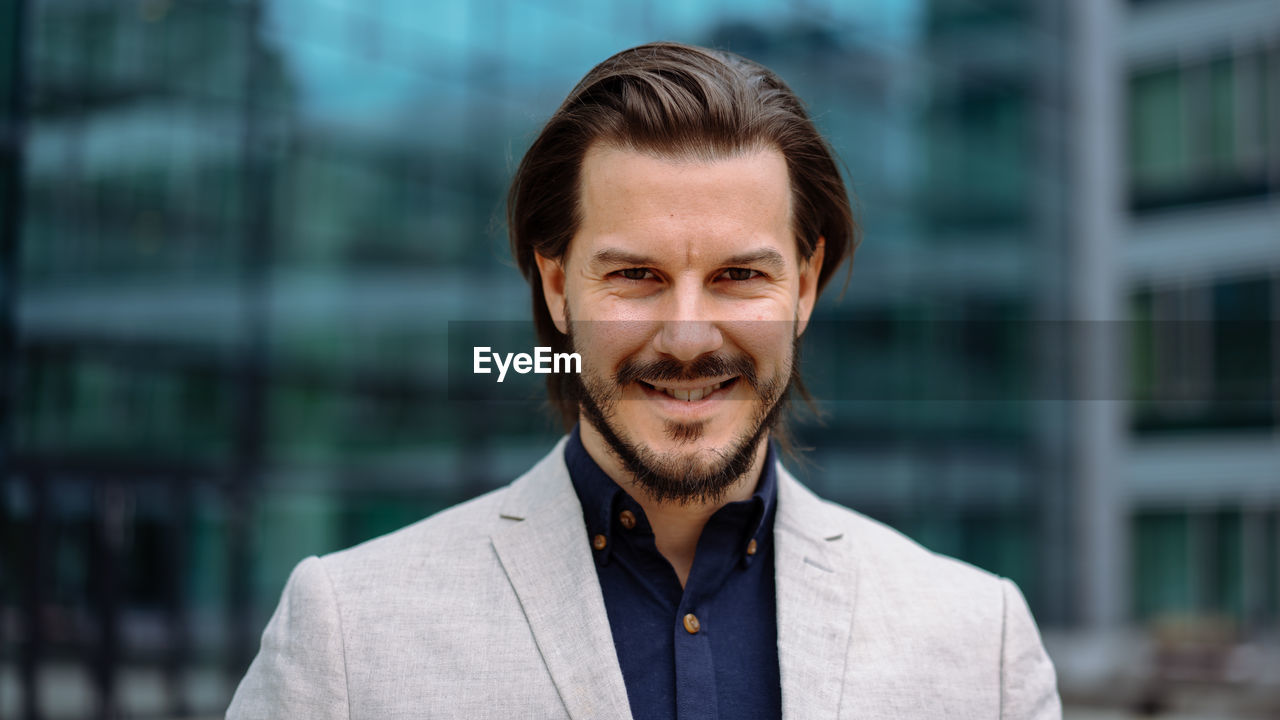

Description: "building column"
1068 0 1129 630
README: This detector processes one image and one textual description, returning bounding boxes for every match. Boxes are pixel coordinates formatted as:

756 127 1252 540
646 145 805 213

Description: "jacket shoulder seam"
998 576 1010 719
310 556 354 720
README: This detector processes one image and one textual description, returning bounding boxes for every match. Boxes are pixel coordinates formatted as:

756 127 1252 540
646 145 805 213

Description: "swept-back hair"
507 41 859 429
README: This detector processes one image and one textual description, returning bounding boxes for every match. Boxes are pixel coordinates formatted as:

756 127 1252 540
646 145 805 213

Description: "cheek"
725 320 794 367
573 321 655 371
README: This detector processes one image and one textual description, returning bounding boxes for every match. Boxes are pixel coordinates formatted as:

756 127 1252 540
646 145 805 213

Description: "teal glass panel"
1130 67 1186 192
1212 509 1244 620
1134 511 1193 621
1208 56 1236 173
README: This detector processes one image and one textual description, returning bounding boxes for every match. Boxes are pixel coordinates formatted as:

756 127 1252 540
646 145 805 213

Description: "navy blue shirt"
564 426 782 720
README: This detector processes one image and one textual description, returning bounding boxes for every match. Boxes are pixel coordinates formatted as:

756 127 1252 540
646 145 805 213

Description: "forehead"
572 144 794 263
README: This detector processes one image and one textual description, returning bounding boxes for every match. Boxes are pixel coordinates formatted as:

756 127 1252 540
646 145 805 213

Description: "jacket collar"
490 436 632 720
490 437 858 720
773 462 860 719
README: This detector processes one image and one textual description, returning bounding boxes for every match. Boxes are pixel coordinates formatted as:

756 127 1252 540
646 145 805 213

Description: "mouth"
637 377 739 403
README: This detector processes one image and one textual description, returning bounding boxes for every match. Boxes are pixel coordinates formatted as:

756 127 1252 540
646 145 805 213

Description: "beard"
566 320 796 505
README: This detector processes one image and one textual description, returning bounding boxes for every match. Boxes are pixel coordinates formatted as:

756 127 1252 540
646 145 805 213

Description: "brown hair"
507 41 859 429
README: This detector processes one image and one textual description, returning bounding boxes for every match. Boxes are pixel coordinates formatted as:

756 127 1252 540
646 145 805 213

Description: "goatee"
567 325 796 505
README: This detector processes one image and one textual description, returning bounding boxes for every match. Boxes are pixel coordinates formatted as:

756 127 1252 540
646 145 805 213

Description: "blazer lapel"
774 466 859 720
490 439 633 720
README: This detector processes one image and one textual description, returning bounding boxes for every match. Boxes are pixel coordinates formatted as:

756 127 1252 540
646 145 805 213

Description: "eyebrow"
588 249 657 269
587 247 789 272
724 248 787 273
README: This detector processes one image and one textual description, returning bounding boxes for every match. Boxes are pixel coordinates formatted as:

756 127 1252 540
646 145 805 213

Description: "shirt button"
592 534 607 550
746 538 758 556
619 510 637 530
683 613 701 634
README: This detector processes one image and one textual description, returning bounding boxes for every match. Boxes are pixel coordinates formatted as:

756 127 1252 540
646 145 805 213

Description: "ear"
534 252 569 334
796 237 824 337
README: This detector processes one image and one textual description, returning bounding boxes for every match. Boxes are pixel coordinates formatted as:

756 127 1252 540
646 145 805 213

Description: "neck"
578 420 770 587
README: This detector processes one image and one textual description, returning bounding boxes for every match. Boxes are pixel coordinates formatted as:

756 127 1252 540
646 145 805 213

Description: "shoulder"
833 495 1001 596
311 438 571 593
781 469 1002 587
314 483 511 593
779 471 1061 715
778 469 1008 623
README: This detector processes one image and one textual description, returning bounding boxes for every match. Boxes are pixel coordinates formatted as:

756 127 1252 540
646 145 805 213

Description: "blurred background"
1 0 1277 717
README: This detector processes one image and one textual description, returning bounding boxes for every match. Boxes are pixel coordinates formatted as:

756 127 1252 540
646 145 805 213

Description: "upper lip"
643 377 735 392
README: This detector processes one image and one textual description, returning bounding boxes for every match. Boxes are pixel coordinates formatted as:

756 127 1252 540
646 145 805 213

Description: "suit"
227 437 1062 719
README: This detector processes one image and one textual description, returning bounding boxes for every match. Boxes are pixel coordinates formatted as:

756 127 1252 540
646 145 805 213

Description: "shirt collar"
564 424 778 564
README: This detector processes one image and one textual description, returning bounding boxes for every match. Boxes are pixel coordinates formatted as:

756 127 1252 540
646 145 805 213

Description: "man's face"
536 144 822 503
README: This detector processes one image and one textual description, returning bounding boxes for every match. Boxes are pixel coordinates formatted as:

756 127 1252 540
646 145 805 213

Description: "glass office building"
3 0 1277 716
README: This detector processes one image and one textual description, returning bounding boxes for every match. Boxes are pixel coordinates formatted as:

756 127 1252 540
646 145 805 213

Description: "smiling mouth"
638 377 739 402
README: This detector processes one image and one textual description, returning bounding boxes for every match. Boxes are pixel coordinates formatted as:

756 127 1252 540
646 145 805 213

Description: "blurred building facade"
1 0 1276 717
1124 0 1279 626
1106 0 1280 711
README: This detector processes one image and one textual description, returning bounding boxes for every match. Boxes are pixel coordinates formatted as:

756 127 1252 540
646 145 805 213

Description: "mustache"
615 353 758 389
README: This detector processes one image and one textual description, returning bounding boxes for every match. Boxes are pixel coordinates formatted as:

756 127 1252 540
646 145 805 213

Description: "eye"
722 268 761 282
616 268 654 281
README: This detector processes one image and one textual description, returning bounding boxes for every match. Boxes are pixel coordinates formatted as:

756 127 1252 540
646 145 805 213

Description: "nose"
652 278 724 362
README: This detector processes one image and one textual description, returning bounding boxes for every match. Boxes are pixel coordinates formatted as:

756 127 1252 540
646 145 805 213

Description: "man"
228 42 1061 719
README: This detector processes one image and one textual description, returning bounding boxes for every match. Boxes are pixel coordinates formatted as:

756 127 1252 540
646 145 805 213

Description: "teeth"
659 381 723 402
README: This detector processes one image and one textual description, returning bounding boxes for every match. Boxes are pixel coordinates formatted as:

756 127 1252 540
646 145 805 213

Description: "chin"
640 415 758 462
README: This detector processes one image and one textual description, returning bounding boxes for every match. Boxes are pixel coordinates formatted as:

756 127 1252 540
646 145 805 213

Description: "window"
1129 45 1277 210
1131 276 1274 432
1134 508 1258 624
1134 511 1193 621
1131 67 1186 195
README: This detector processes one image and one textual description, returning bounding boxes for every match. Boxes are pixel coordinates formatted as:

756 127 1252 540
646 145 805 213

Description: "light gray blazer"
227 438 1061 719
